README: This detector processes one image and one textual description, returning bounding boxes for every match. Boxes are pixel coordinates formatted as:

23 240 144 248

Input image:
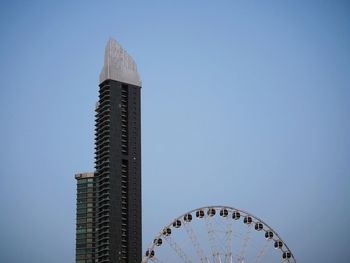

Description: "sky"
0 1 349 262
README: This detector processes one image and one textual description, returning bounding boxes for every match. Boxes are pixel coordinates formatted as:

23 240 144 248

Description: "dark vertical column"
127 84 142 263
108 80 123 262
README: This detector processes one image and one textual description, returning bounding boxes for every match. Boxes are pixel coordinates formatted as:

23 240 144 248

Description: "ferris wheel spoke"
149 256 164 263
237 223 252 262
164 235 193 263
183 221 208 263
223 217 233 263
204 213 221 263
254 238 272 263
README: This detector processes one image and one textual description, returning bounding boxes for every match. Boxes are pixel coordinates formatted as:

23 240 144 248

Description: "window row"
76 238 94 244
76 249 94 256
77 218 94 224
77 208 95 214
76 233 94 239
76 228 94 234
77 189 95 194
77 223 94 229
77 203 95 209
76 243 95 248
77 212 95 219
77 183 95 189
77 193 96 199
77 178 94 184
76 254 94 261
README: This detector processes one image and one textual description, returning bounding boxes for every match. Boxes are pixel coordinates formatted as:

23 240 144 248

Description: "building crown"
99 38 142 86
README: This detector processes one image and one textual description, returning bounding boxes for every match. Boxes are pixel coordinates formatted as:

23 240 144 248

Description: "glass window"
77 229 86 234
78 179 87 184
76 248 86 254
77 243 86 248
77 184 87 189
76 233 86 239
77 204 87 209
77 223 86 228
86 213 93 218
76 238 87 244
77 218 86 224
77 213 86 219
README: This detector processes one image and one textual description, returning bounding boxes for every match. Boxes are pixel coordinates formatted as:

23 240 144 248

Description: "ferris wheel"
142 205 296 263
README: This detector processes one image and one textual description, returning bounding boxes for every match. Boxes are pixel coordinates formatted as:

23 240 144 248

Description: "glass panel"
77 179 87 184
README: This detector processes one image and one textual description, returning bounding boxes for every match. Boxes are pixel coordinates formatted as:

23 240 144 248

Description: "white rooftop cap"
99 38 142 86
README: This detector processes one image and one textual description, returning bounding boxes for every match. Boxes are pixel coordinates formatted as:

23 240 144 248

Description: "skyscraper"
75 38 142 263
75 172 97 263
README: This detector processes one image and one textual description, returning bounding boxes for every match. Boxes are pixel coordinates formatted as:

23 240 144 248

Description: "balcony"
98 182 110 191
98 197 110 205
96 134 110 144
99 92 110 102
95 106 110 117
97 208 110 216
95 144 110 154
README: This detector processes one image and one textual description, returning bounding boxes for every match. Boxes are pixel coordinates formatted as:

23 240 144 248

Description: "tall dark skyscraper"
75 38 142 263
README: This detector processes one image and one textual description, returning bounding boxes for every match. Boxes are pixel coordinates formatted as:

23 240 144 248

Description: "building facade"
76 38 142 263
75 172 97 263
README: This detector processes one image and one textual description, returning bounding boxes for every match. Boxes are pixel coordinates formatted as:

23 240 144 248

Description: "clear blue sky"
1 1 349 262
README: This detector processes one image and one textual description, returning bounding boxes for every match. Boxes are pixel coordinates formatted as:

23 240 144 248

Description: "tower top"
99 38 142 86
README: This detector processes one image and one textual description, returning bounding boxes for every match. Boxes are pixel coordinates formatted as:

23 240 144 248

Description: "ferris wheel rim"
144 205 296 263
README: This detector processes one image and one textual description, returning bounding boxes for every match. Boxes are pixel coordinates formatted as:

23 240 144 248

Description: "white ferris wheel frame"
142 205 296 263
